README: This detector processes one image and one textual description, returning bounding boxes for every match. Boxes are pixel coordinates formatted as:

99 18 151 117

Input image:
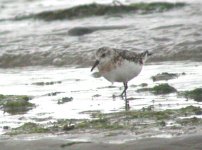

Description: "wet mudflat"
0 62 202 140
1 132 202 150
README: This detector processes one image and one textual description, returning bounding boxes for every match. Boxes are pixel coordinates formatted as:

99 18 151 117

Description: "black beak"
91 60 99 72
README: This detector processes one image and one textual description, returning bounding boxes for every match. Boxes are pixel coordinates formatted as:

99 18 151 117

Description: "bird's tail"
140 50 152 63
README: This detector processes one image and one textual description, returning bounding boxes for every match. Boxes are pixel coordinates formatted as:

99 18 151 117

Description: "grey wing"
115 49 141 63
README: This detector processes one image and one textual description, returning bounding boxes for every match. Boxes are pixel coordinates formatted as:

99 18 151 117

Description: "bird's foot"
112 93 126 99
125 103 130 111
112 94 130 110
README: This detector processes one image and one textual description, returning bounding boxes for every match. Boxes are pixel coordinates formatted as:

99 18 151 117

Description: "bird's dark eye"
101 53 106 58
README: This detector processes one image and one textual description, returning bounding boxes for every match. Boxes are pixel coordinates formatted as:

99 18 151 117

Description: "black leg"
120 82 128 98
120 82 130 110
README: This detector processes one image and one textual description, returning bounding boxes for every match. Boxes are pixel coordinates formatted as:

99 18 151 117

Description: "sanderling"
91 47 152 109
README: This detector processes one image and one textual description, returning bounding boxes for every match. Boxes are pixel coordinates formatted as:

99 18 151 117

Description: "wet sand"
1 134 202 150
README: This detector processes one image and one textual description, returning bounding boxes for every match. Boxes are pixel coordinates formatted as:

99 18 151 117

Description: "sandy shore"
0 134 202 150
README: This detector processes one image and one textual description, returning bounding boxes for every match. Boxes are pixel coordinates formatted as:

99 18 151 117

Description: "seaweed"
57 97 73 104
0 95 34 114
152 83 177 94
5 106 202 135
15 2 186 21
7 122 49 135
183 88 202 102
137 83 177 94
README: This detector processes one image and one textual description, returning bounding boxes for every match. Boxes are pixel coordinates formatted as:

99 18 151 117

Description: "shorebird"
91 47 152 109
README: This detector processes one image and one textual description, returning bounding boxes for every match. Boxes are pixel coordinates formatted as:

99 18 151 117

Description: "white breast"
102 60 142 83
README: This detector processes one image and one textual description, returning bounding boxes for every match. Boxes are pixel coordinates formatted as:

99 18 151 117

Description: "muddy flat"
0 134 202 150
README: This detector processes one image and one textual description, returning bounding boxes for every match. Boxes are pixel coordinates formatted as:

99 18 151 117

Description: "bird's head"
91 47 116 71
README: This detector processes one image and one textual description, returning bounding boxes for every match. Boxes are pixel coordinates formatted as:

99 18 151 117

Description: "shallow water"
0 61 202 135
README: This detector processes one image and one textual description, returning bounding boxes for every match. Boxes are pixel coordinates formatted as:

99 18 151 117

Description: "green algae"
0 95 35 114
3 100 34 114
152 84 177 94
50 119 82 132
177 117 202 126
0 94 5 100
77 106 202 130
0 95 30 103
77 113 124 130
77 119 124 130
137 83 177 94
57 97 73 104
183 88 202 102
6 106 202 135
110 108 173 121
179 106 202 115
58 106 201 129
16 2 186 21
7 122 49 135
130 2 185 10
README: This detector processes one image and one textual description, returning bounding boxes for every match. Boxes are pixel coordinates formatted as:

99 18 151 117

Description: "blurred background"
0 0 201 68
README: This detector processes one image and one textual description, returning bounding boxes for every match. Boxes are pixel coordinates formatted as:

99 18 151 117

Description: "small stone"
3 126 9 130
152 72 178 82
57 97 73 104
63 124 75 131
